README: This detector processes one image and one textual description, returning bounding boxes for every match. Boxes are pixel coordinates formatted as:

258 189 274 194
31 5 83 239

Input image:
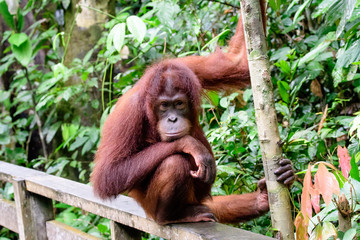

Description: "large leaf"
301 165 313 218
126 16 146 44
110 23 126 53
298 32 336 67
336 0 357 37
314 163 340 205
284 0 311 33
0 0 15 29
154 0 180 28
8 33 32 66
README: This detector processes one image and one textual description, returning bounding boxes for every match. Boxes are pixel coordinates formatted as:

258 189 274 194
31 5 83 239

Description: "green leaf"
270 47 291 61
275 60 291 76
154 0 180 28
312 0 338 18
220 97 229 108
63 212 76 225
61 124 79 143
277 80 290 103
350 155 360 181
0 1 15 29
336 0 357 37
292 0 311 27
97 224 108 233
207 91 219 107
46 122 62 144
343 228 357 240
111 23 126 52
336 39 360 69
126 16 146 44
69 137 88 151
201 29 230 51
298 35 334 67
8 33 32 66
0 90 10 102
8 33 28 47
243 89 252 103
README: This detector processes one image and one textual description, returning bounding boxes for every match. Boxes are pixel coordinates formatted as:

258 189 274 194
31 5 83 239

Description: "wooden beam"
46 220 100 240
0 199 18 233
110 220 142 240
13 178 54 240
0 161 275 240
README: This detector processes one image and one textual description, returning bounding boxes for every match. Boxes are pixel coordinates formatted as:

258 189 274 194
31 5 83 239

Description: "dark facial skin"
156 91 192 142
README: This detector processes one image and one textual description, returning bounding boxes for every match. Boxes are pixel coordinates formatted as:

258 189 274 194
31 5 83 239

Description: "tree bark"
64 0 114 71
239 0 294 239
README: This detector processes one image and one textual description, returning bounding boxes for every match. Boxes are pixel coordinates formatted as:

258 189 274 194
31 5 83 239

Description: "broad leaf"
127 16 146 43
154 0 180 28
314 163 340 205
8 32 27 47
111 23 126 53
0 0 15 29
8 33 32 66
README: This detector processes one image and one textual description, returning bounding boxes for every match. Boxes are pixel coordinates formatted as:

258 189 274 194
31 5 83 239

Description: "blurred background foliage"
0 0 360 239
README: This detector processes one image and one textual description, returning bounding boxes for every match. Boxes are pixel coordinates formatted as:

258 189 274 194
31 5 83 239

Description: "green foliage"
54 202 111 238
0 0 360 238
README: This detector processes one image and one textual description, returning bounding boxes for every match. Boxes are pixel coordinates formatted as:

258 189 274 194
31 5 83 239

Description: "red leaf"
310 193 320 214
314 163 340 205
337 146 351 179
301 165 313 218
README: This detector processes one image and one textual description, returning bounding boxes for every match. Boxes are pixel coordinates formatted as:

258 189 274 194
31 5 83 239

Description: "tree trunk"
239 1 294 239
64 0 114 71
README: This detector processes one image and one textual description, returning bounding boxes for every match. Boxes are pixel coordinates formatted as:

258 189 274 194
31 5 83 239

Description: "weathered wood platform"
0 161 275 240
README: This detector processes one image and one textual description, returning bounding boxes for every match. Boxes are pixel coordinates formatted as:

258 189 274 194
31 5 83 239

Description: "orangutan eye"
175 101 184 109
160 102 169 111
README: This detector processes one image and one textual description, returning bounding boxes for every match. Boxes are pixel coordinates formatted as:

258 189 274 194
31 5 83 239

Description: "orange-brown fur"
91 0 268 224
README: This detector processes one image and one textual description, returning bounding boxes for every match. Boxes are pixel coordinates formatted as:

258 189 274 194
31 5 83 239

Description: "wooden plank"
0 161 46 182
46 220 100 240
0 199 18 233
24 171 274 239
0 161 275 240
13 178 34 240
29 193 54 239
13 178 54 240
110 220 141 240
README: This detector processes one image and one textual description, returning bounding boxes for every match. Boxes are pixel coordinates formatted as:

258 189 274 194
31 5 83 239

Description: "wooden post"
239 0 294 239
110 220 142 240
13 178 54 240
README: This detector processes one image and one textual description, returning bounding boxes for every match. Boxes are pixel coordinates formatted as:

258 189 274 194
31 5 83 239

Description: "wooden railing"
0 161 275 240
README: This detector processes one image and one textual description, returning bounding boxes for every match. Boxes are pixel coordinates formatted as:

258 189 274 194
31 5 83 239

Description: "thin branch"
24 67 48 159
207 0 240 9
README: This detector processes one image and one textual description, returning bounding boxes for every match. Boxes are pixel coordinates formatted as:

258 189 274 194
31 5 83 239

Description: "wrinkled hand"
255 158 295 214
255 179 270 214
179 135 216 184
274 158 295 186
